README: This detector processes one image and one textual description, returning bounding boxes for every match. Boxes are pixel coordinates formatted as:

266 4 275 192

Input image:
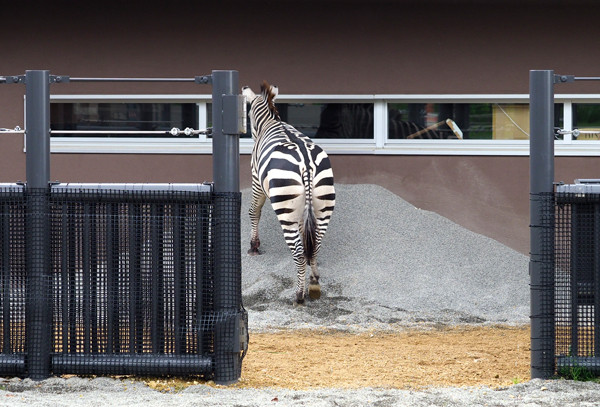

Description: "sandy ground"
236 326 531 390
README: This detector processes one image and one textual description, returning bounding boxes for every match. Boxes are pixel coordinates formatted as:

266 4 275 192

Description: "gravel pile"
242 183 530 332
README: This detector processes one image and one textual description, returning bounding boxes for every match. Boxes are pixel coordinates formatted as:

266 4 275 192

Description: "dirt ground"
235 326 530 390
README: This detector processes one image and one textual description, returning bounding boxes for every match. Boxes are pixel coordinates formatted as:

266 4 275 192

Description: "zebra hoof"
308 284 321 300
293 299 305 307
247 248 262 256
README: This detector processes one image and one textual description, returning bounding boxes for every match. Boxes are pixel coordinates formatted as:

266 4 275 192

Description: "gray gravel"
3 184 599 405
242 183 530 331
1 377 599 406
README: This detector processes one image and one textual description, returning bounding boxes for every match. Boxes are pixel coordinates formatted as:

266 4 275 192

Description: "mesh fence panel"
555 192 600 374
0 186 246 380
0 187 26 374
531 192 556 377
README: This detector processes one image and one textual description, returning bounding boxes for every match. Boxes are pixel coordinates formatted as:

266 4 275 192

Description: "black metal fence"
554 184 600 374
0 184 247 382
0 69 246 384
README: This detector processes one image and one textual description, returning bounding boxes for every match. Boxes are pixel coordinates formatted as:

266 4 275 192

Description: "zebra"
242 81 335 306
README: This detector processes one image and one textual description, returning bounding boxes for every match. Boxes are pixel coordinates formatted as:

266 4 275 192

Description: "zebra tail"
303 202 317 266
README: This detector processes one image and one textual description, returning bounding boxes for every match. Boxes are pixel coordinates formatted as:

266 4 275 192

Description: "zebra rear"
243 82 335 305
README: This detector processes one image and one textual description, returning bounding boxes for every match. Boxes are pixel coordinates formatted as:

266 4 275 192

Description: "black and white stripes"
242 81 335 305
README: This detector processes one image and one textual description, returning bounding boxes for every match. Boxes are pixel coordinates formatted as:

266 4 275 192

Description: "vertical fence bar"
529 69 556 379
173 203 182 355
196 202 205 355
570 206 579 357
595 205 600 359
212 70 243 384
106 203 115 354
60 205 67 353
150 204 160 353
90 203 99 353
128 203 142 353
24 70 52 379
178 205 187 354
82 202 91 354
2 202 11 354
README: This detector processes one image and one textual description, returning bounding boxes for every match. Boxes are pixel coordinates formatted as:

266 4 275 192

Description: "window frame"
43 93 600 156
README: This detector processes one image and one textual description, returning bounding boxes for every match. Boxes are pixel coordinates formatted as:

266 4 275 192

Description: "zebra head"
242 81 280 139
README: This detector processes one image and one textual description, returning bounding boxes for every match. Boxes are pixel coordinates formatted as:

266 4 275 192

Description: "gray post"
24 70 52 379
25 70 51 189
529 70 556 379
211 70 243 385
212 70 240 193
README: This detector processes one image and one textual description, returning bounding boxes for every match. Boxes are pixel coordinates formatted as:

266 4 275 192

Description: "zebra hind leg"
248 189 266 256
308 257 321 300
291 243 307 307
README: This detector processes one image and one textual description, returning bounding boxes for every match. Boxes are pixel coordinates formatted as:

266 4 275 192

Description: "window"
51 102 199 138
388 103 558 140
208 102 375 139
45 94 600 156
277 103 373 139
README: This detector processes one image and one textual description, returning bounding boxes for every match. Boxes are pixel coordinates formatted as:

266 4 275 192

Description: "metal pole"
212 70 240 193
211 70 243 385
529 69 556 379
24 70 52 379
25 70 51 189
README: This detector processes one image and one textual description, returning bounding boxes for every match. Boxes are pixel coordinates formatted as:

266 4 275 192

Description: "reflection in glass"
51 103 199 138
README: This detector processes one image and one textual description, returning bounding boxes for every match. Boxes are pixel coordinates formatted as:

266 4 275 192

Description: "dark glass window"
220 102 374 139
388 103 563 140
277 103 373 139
51 103 199 138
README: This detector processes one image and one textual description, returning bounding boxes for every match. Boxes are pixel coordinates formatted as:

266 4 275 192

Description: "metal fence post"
212 70 240 194
211 70 243 385
24 70 52 379
529 69 556 379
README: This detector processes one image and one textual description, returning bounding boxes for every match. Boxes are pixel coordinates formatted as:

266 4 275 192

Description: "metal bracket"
50 75 70 84
234 314 249 355
0 75 25 84
0 75 70 84
222 94 247 134
195 75 212 85
554 74 575 84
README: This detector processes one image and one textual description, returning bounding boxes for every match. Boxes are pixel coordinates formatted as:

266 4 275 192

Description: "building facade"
2 0 600 254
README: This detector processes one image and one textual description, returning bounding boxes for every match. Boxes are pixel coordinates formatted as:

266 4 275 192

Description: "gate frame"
0 69 245 384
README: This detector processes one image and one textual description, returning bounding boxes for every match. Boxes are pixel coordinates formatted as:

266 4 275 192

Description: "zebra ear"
242 86 256 103
270 85 278 100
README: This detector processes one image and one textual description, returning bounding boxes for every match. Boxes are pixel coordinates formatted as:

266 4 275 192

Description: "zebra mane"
260 80 280 120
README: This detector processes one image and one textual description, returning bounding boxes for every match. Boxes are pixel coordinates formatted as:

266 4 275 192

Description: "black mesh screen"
555 192 600 374
531 192 556 378
0 186 246 380
0 187 27 374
